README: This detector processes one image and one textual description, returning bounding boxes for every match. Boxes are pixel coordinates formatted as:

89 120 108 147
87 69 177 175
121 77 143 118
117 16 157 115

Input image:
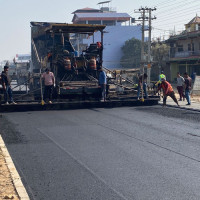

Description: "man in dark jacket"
1 66 16 104
184 72 192 105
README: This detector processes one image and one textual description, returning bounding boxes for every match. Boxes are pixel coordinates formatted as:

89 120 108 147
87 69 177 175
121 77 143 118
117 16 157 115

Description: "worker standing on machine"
137 73 148 100
42 68 55 104
98 67 107 102
1 66 16 105
88 56 97 70
64 57 72 71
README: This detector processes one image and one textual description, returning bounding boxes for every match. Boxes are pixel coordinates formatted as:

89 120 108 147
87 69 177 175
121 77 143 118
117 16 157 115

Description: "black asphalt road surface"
1 105 200 200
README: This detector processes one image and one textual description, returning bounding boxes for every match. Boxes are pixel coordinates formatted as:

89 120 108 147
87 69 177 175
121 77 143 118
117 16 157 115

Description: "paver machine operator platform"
30 22 106 100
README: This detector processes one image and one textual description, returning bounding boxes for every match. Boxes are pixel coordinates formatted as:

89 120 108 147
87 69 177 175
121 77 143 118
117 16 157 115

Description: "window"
177 44 183 52
188 43 194 51
188 44 191 51
192 43 194 51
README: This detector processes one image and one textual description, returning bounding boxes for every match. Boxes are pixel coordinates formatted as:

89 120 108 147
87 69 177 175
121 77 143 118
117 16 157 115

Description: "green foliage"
151 42 170 81
120 38 142 68
151 43 169 64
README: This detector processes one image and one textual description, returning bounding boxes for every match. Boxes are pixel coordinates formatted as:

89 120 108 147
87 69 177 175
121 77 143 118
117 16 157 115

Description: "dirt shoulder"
0 146 19 200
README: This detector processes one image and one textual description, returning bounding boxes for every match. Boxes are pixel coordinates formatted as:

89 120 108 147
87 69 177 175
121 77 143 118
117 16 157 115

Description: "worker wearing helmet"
157 78 179 106
155 71 166 86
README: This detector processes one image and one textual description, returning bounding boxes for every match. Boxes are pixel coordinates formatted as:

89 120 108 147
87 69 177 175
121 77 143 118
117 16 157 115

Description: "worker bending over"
157 78 179 107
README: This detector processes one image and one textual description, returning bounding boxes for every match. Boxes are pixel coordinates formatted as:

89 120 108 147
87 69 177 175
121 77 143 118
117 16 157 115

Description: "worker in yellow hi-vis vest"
155 71 166 96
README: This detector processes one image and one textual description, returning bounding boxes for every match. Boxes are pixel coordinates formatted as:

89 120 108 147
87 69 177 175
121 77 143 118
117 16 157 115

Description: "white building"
72 6 142 69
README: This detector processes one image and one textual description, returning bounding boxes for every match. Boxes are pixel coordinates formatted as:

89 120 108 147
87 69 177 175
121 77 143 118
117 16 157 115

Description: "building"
71 4 142 69
166 15 200 81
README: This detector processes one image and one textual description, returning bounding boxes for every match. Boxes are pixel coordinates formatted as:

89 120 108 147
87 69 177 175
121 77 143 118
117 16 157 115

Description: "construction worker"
64 57 72 71
88 56 97 70
41 68 55 104
157 78 179 107
184 72 192 105
98 67 107 101
137 73 148 100
176 72 185 101
1 66 16 105
155 71 166 95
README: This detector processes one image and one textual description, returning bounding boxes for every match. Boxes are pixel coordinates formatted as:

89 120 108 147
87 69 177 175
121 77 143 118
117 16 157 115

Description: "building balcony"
170 50 200 60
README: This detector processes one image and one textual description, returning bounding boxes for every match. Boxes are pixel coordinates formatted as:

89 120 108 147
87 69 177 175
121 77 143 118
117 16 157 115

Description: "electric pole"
141 8 145 74
147 8 156 86
134 7 156 77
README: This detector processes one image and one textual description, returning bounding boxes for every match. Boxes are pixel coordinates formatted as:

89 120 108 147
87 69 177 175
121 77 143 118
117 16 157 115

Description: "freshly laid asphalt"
1 105 200 200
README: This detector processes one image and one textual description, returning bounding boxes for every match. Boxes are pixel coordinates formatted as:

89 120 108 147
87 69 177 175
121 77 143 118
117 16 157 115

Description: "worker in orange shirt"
157 78 179 106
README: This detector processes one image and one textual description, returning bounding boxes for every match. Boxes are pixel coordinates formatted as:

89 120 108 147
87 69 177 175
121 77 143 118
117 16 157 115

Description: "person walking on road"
157 78 179 107
42 68 55 104
184 72 192 105
176 72 185 101
1 66 16 105
98 67 107 101
137 73 148 100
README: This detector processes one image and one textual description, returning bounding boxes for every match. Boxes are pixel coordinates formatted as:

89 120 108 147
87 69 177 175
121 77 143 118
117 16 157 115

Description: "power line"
154 3 200 19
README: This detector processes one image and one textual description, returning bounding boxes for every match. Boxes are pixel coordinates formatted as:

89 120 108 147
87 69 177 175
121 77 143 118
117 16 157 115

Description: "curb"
158 102 200 112
0 135 30 200
0 99 159 113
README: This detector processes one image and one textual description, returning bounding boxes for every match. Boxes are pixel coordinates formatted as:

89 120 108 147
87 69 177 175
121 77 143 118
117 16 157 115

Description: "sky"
0 0 200 62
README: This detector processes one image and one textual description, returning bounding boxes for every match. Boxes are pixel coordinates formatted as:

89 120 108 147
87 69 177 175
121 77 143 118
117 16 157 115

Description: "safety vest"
155 73 166 86
64 58 71 71
88 58 96 70
159 74 166 80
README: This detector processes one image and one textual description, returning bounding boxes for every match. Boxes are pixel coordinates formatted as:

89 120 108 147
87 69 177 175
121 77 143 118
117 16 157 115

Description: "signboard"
17 54 31 61
192 75 200 95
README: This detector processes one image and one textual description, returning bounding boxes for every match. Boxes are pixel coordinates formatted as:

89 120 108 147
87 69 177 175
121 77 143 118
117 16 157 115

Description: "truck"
30 22 106 100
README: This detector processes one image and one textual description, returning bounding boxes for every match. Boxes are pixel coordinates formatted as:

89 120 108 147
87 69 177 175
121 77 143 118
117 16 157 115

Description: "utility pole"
133 7 156 100
141 8 145 74
147 8 156 86
134 8 147 73
134 7 156 78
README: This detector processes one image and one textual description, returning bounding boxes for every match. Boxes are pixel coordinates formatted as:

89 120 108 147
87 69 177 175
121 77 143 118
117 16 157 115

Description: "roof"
98 1 111 4
46 24 106 33
170 56 200 62
166 30 200 42
187 15 200 25
72 13 131 23
72 7 101 14
31 22 106 35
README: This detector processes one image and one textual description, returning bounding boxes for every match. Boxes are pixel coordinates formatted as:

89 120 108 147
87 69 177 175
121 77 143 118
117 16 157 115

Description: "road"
1 106 200 200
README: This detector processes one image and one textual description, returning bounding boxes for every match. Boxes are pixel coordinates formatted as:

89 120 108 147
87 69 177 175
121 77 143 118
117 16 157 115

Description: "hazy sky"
0 0 199 61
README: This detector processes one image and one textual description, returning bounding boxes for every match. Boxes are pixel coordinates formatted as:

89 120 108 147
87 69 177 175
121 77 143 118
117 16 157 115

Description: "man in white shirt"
42 68 55 104
176 72 185 101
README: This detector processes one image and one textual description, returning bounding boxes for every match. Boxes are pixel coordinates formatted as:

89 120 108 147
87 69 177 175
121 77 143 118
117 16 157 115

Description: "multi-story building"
166 15 200 81
71 5 141 69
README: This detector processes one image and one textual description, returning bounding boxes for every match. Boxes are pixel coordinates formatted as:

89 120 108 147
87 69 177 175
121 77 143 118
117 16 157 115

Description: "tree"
120 38 142 68
151 42 170 80
151 42 169 65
